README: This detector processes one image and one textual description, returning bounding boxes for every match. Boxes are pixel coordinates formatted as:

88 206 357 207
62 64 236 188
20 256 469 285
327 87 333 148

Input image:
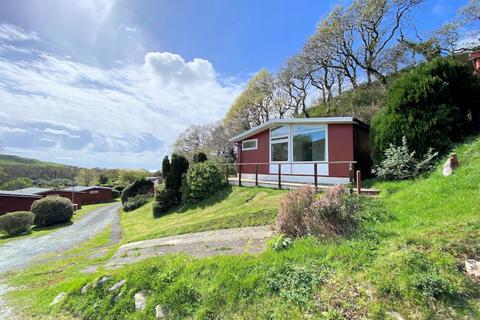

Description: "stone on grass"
95 276 111 287
81 282 92 295
465 259 480 281
109 279 126 292
114 292 123 303
50 292 66 306
155 304 166 319
386 311 405 320
442 153 459 176
134 292 146 311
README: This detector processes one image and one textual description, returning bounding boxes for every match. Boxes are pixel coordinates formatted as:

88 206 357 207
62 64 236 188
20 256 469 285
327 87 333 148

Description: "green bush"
166 154 189 202
31 196 74 227
183 161 224 203
193 152 208 163
121 178 153 204
0 211 35 236
372 136 438 180
113 185 125 193
123 194 150 212
162 155 170 178
111 189 121 199
371 56 480 162
152 184 176 218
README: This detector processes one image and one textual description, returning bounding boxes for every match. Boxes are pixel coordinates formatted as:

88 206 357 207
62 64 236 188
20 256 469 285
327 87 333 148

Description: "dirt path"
0 202 121 274
107 226 273 268
0 202 121 320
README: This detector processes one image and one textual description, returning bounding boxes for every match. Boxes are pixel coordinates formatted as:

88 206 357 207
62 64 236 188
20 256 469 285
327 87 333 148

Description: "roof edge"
229 117 367 143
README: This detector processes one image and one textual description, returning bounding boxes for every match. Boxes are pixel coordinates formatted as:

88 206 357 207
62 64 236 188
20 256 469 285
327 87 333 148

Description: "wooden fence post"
314 163 318 190
356 170 362 194
238 164 242 187
255 164 259 186
349 163 354 194
225 165 229 184
278 163 281 190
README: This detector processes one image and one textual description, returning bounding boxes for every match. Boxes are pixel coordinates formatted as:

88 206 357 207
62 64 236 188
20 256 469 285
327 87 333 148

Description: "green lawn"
4 137 480 319
0 201 116 244
120 186 285 244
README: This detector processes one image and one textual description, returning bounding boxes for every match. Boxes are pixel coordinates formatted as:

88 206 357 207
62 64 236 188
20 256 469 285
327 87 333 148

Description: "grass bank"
5 137 480 319
120 186 285 244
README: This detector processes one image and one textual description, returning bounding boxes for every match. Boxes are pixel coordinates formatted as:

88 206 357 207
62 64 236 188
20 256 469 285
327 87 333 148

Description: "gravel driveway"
0 202 121 274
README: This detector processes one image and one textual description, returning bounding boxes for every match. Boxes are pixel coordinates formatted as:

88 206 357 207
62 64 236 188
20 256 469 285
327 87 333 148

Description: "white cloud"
144 52 216 86
0 126 26 134
0 23 40 42
44 128 80 139
0 44 243 168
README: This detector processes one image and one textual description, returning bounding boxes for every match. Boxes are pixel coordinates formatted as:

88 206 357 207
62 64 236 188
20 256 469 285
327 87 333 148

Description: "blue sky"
0 0 469 170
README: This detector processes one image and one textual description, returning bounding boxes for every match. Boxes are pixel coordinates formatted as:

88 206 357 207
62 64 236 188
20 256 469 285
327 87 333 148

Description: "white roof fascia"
228 117 356 143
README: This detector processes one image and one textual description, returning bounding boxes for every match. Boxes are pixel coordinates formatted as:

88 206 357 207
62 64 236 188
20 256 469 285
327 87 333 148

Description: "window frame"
241 138 258 151
292 124 328 163
269 125 290 163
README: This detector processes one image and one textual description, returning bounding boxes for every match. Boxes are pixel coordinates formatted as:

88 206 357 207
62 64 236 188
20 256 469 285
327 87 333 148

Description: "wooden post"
238 164 242 187
356 170 361 194
278 163 281 190
255 164 259 186
225 165 229 184
314 163 318 190
349 163 354 194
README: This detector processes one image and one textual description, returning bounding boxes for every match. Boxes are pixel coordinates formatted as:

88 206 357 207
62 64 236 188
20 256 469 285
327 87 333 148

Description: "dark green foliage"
0 211 34 236
111 189 121 199
120 178 153 204
0 177 32 190
193 152 208 163
162 156 170 178
122 194 150 212
166 154 189 202
266 262 329 306
183 162 224 203
371 56 480 162
98 174 108 185
31 197 74 227
112 185 125 193
152 184 176 218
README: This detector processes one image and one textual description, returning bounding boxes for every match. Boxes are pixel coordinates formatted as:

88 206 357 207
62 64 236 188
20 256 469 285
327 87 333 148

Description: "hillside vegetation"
8 136 477 319
0 154 76 189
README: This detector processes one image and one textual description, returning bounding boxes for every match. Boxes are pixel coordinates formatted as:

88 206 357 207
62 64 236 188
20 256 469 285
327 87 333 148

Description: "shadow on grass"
177 184 233 213
32 220 74 231
152 185 234 219
0 220 74 241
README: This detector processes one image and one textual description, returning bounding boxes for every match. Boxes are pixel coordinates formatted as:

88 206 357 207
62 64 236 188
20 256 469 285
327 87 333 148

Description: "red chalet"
229 117 371 186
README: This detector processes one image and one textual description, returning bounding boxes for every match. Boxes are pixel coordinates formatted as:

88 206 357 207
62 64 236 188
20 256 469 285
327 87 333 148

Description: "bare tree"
173 124 212 158
277 56 311 117
348 0 423 84
76 168 99 186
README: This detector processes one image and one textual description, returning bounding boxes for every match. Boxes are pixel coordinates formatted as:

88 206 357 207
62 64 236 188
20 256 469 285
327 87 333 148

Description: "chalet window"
270 125 289 162
293 125 326 162
242 139 257 151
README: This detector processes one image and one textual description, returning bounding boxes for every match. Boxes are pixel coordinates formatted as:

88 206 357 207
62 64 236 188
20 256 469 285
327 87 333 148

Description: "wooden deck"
227 177 380 195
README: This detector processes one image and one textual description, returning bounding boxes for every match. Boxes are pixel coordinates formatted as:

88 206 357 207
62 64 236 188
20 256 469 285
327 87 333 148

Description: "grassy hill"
0 154 67 167
0 154 77 188
4 136 480 319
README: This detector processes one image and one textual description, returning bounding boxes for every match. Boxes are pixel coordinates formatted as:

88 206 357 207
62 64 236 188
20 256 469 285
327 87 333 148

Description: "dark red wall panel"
0 196 40 215
328 124 354 177
238 129 270 174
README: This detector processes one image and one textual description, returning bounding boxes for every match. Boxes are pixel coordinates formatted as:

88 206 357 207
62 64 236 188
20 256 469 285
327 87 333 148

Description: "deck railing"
215 161 362 191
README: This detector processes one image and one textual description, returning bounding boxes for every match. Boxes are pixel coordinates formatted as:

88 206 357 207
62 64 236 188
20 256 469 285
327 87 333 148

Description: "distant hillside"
0 154 68 168
0 154 78 188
